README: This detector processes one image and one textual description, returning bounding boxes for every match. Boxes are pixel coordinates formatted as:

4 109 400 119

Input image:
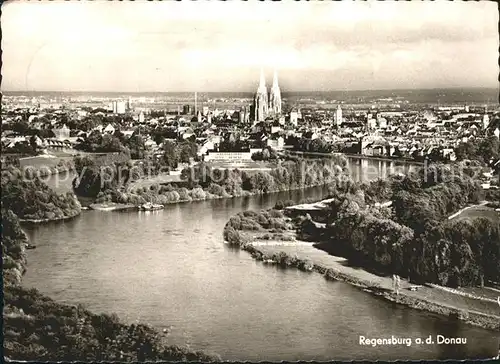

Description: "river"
22 159 499 361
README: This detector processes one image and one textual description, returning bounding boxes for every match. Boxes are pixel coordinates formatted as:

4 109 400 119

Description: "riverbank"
85 182 342 213
19 209 82 224
343 153 425 165
89 202 137 211
285 150 425 165
74 157 349 210
223 213 500 332
1 210 220 362
448 201 490 220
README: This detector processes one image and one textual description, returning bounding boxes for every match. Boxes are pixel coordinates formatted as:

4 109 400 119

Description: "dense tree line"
2 208 28 285
1 153 218 361
158 140 198 169
455 136 499 164
76 156 349 206
151 127 178 145
117 132 146 159
392 179 481 233
287 136 343 154
2 284 220 362
3 120 56 138
218 139 250 152
72 141 198 199
181 158 348 195
2 140 38 156
225 209 290 232
63 114 135 132
389 163 483 232
251 147 278 161
1 155 22 168
2 174 81 221
75 131 129 153
222 160 498 289
295 163 500 288
72 154 139 198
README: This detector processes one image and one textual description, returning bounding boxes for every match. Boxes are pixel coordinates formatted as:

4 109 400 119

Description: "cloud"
1 0 497 92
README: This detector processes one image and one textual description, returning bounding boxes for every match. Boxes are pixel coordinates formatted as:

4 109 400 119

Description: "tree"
11 121 30 135
160 140 179 169
29 136 39 153
178 141 197 163
126 134 146 159
477 136 499 164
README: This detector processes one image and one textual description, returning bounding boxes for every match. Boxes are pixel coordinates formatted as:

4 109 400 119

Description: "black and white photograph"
1 0 500 362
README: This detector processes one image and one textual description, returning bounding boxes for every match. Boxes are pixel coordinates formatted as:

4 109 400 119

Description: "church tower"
269 70 282 116
253 69 268 123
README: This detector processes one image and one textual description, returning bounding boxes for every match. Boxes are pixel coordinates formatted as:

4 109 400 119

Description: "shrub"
190 187 206 200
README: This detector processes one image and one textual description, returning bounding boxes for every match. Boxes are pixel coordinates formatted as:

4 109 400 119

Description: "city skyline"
2 1 498 93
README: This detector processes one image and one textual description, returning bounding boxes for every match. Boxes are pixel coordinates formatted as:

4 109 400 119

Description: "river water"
22 159 499 361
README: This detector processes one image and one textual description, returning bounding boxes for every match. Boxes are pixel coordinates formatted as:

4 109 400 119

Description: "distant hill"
3 87 499 104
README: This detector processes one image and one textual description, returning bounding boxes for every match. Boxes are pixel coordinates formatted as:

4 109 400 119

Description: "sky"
2 1 499 92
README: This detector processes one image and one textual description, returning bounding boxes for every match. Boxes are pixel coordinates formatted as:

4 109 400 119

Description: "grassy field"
128 173 182 189
458 286 500 301
18 155 69 169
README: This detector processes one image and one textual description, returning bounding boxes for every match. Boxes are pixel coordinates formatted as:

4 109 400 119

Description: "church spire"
269 69 282 116
272 70 279 89
253 68 268 123
258 68 266 93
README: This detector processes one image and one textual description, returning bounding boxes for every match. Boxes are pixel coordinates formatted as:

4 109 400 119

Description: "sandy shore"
89 203 137 211
228 229 500 332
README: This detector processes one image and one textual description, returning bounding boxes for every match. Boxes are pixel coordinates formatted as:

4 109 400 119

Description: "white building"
53 124 70 140
269 124 281 133
367 118 377 129
77 110 88 118
267 136 284 151
204 151 253 162
103 123 115 134
290 111 298 127
483 114 490 129
335 105 343 126
268 70 282 116
112 101 127 114
378 117 388 129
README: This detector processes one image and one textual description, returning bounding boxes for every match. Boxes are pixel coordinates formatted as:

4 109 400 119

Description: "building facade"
290 110 298 127
252 69 283 124
335 105 343 126
112 101 127 114
53 124 70 140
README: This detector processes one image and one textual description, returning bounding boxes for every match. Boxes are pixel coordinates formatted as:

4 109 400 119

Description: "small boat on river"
138 202 164 211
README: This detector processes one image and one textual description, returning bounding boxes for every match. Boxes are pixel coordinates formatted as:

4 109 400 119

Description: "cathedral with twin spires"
252 69 282 123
